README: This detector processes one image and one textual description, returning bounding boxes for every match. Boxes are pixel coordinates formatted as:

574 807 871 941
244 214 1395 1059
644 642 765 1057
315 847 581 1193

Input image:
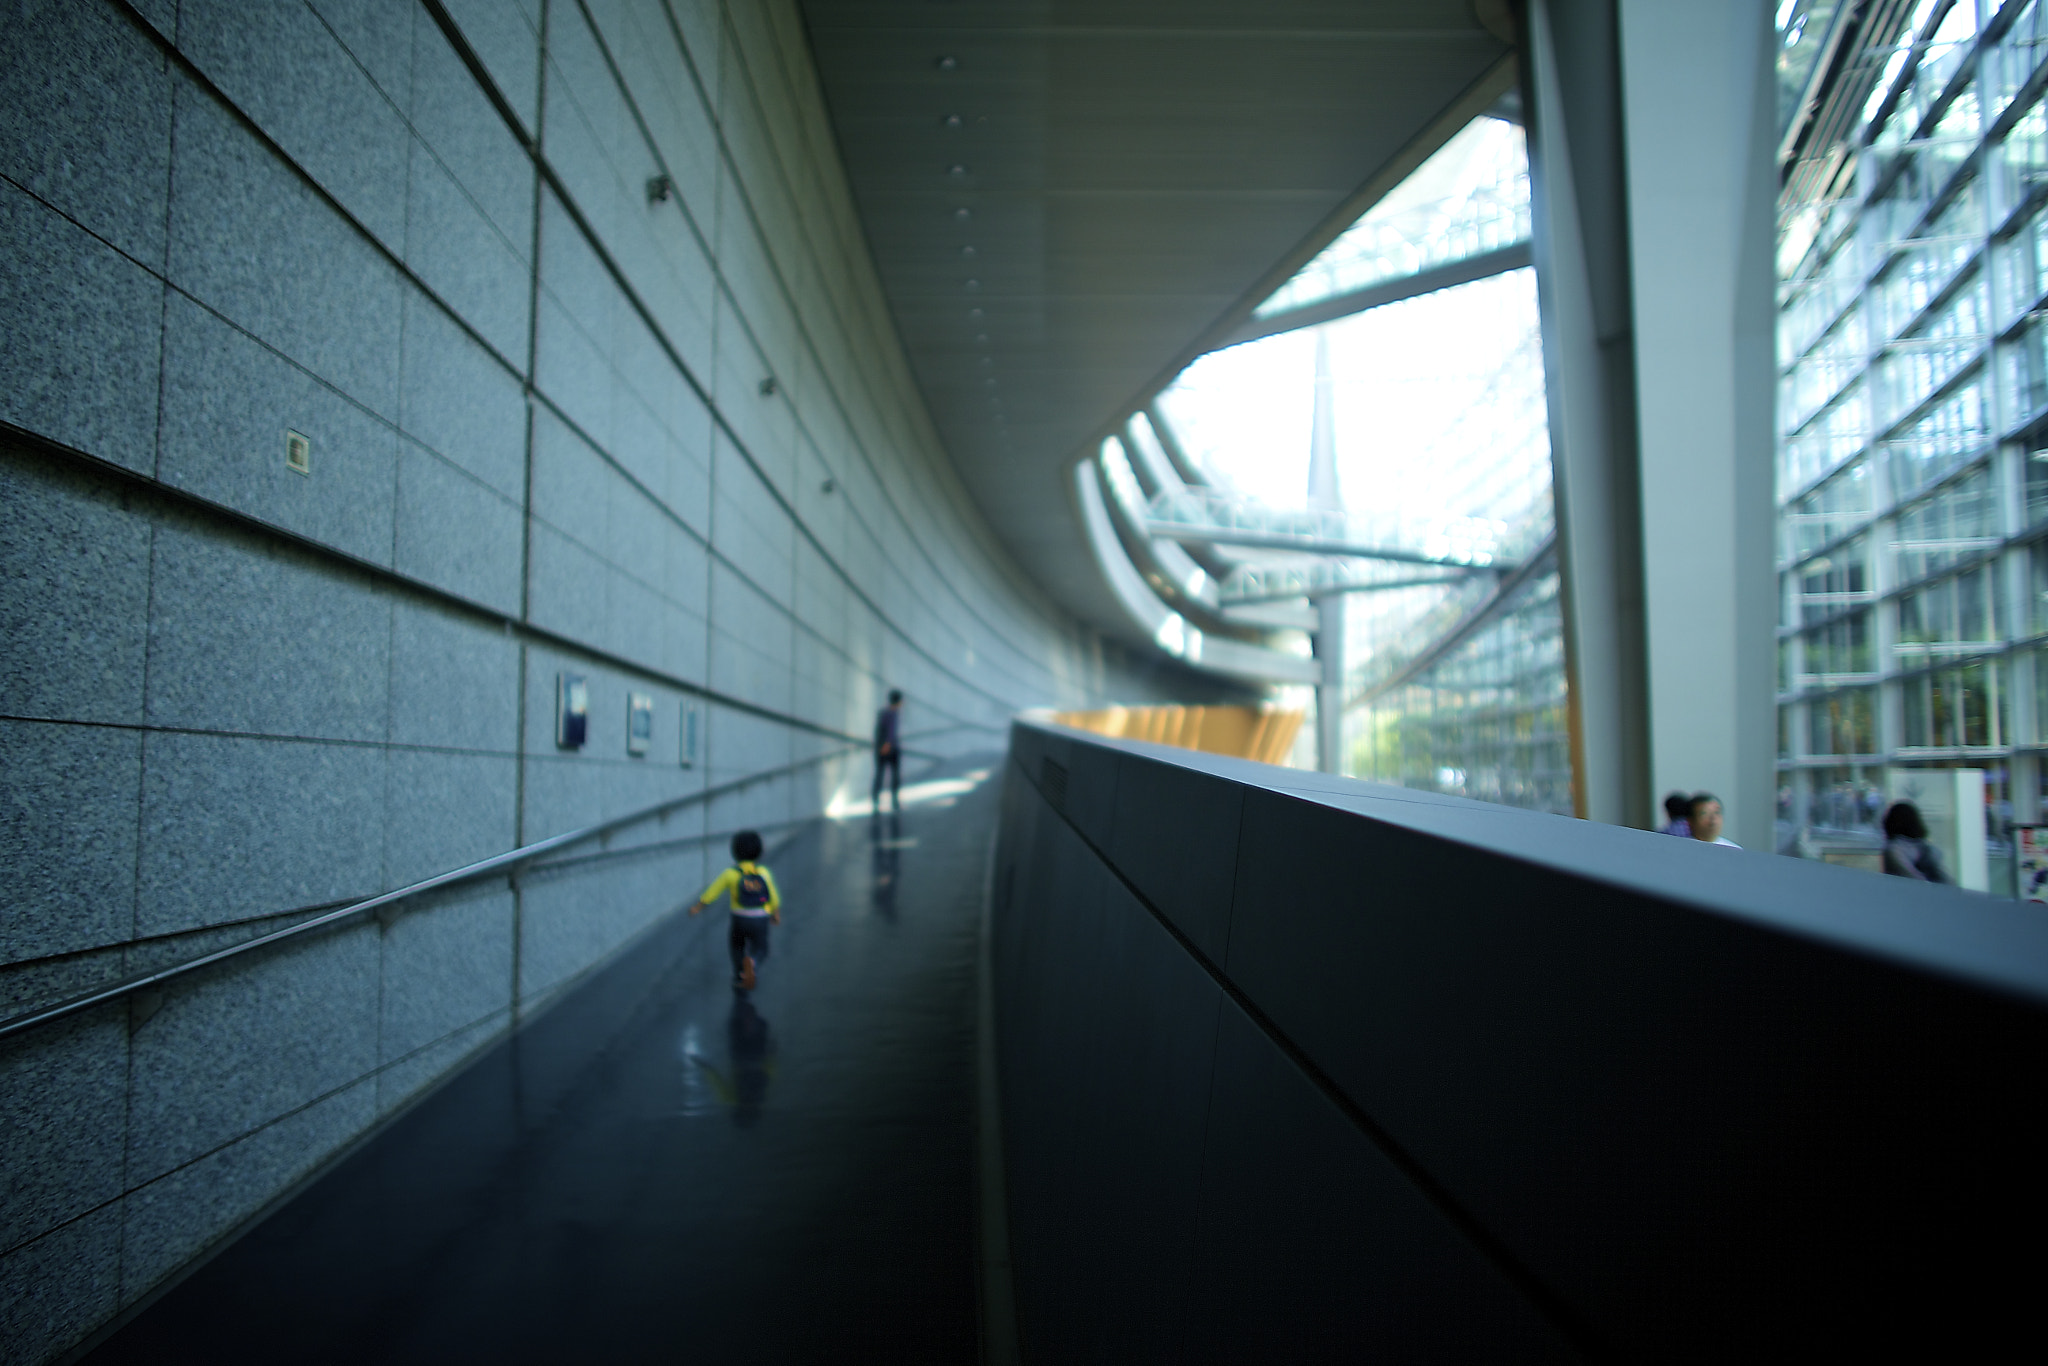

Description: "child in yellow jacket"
690 830 781 991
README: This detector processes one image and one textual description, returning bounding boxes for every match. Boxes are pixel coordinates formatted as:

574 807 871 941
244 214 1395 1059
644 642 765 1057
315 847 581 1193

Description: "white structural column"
1618 0 1778 853
1308 332 1347 773
1525 0 1651 827
1317 594 1347 772
1525 0 1776 847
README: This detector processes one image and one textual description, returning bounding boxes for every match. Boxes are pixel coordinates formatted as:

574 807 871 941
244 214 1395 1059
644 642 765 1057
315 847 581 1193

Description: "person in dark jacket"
872 689 903 812
1660 791 1692 837
1881 801 1950 882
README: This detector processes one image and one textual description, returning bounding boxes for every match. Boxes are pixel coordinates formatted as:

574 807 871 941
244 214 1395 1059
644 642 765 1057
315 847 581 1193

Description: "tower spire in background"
1307 330 1342 512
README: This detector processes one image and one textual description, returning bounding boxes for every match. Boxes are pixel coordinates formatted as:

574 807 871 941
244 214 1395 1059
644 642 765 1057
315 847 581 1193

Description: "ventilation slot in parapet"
1040 757 1069 814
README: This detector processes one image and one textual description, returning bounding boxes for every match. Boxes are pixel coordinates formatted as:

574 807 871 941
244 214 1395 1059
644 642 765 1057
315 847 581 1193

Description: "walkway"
87 758 1003 1365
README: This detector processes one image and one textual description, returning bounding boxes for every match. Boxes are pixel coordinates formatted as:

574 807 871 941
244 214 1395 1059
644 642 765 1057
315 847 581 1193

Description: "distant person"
1661 791 1692 837
1688 793 1740 848
689 830 782 990
873 689 904 812
1881 802 1950 882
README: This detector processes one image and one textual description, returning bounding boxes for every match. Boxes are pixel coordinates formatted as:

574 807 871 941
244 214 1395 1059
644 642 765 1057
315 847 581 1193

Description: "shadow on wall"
1043 705 1303 763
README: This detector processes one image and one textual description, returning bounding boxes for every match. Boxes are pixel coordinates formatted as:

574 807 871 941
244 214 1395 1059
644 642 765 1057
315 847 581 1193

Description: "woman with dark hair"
1881 801 1950 882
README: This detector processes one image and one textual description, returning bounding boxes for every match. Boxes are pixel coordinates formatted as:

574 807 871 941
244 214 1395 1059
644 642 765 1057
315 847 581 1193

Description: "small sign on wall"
680 701 701 768
627 692 654 756
557 673 588 749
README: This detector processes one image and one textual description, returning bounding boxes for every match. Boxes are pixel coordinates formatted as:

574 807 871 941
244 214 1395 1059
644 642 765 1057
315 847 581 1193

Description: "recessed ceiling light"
964 279 980 290
969 307 984 317
941 113 963 128
954 207 971 221
947 164 969 178
936 55 958 70
961 245 976 257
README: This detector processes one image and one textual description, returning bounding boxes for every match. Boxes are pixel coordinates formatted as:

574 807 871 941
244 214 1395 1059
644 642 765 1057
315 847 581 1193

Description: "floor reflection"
681 996 777 1125
871 809 903 919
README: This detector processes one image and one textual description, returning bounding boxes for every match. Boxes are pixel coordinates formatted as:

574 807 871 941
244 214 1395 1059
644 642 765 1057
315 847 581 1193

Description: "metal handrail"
0 742 895 1042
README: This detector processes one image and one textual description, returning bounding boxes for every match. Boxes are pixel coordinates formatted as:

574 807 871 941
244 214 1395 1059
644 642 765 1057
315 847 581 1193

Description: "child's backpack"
736 867 772 910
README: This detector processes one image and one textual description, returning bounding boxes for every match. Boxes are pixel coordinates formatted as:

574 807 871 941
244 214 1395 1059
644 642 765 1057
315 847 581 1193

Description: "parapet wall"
992 719 2048 1361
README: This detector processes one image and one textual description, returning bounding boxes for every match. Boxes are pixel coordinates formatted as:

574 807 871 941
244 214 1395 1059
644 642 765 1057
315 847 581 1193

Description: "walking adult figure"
873 689 903 812
1881 801 1950 882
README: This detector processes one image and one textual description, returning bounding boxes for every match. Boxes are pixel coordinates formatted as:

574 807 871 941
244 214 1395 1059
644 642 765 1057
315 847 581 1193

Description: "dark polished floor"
89 757 1001 1365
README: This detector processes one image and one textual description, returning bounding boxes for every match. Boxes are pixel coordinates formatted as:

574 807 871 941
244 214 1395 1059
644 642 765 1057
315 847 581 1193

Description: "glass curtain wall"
1156 115 1568 812
1776 0 2048 872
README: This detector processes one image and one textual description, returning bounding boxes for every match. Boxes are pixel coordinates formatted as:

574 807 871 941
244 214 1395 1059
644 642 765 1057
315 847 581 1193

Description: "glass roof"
1252 116 1530 320
1158 267 1548 538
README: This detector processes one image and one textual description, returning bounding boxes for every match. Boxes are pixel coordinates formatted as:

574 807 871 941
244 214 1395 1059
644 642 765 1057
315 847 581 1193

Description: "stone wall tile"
0 183 165 474
136 732 387 936
157 294 400 566
0 0 173 266
0 721 141 962
0 452 152 726
144 520 392 742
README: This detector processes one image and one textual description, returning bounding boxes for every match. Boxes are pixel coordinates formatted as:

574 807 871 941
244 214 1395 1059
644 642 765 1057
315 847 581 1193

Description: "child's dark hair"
731 829 763 862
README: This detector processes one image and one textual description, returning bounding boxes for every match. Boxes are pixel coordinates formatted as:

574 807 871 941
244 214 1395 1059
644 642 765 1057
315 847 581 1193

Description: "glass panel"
1781 237 1860 363
1901 659 2004 748
2026 448 2048 526
2031 542 2048 633
1797 536 1873 613
1783 379 1874 495
1807 687 1877 756
1994 87 2048 219
1874 266 1986 428
2037 646 2048 734
1893 564 2000 654
1778 2 1844 138
1800 609 1874 677
1903 670 1934 745
1254 118 1529 319
1886 376 1989 497
1863 1 1945 150
1925 79 1982 185
1893 463 1996 582
1786 458 1875 561
1995 199 2048 321
1785 302 1867 434
1351 571 1571 814
2003 309 2048 417
1995 0 2048 116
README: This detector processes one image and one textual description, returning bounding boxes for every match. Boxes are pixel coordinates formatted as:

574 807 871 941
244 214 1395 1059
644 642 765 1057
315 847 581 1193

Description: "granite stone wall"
0 1 1147 1358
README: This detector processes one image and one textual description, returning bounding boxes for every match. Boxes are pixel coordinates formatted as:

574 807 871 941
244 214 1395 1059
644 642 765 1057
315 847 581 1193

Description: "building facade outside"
1776 0 2048 880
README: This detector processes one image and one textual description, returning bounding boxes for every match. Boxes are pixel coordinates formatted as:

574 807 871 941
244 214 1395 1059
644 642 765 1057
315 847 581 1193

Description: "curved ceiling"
798 1 1513 644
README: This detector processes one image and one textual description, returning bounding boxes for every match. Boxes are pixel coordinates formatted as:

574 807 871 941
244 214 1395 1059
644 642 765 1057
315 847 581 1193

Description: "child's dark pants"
728 914 771 976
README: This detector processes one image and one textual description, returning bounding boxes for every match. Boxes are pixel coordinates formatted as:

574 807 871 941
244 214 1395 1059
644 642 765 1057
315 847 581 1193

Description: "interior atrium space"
7 2 2048 1363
